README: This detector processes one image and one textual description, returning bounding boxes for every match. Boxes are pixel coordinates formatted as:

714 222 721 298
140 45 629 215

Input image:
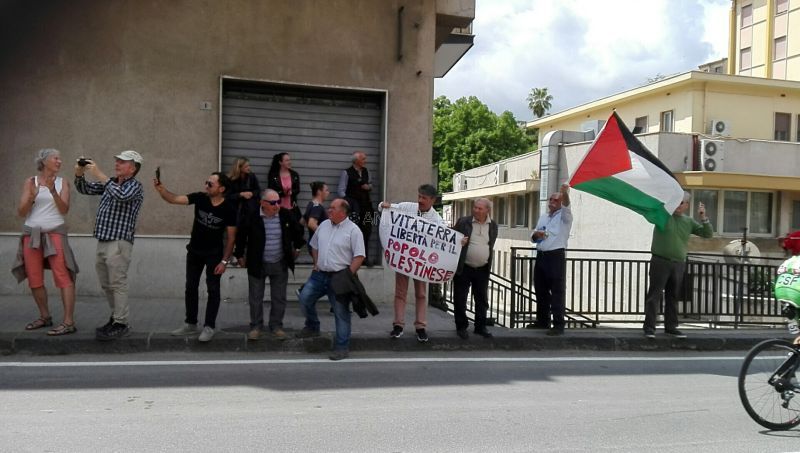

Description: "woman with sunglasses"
267 152 301 222
12 148 79 336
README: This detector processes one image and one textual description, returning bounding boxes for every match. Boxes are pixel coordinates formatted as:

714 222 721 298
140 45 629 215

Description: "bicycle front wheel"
738 338 800 430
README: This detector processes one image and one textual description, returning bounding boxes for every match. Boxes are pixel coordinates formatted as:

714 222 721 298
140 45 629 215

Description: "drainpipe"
539 129 595 214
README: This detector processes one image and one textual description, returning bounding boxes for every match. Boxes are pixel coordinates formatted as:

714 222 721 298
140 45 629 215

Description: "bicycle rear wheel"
738 338 800 430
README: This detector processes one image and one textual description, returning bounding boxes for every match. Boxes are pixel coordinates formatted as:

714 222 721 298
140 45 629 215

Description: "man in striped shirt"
75 150 144 341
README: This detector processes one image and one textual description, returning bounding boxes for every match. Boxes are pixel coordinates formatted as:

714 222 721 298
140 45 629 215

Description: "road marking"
0 356 747 367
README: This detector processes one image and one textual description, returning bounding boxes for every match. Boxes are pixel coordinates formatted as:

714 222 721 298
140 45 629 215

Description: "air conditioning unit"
700 139 724 172
709 119 731 136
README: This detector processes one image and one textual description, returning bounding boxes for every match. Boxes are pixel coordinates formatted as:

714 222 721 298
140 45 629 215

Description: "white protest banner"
379 208 463 283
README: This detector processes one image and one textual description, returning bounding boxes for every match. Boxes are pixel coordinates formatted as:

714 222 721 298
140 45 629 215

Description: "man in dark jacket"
235 189 304 341
337 151 374 264
452 198 498 339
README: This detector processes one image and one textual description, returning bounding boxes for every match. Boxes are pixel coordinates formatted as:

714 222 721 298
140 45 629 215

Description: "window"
695 189 775 236
634 115 648 134
514 194 528 227
723 191 748 235
792 200 800 230
775 112 791 141
659 110 674 132
797 115 800 142
749 192 773 234
693 190 719 225
741 4 752 27
775 36 787 61
740 47 752 69
496 197 507 225
776 0 788 15
713 65 723 73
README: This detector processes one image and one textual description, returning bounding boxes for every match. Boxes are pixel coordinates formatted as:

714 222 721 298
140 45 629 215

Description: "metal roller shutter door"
221 82 384 260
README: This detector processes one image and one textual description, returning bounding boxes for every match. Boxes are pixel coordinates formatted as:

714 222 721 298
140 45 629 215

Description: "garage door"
221 80 385 261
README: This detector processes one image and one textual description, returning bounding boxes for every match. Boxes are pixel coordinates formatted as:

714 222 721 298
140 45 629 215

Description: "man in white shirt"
379 184 444 343
530 183 573 336
296 198 365 361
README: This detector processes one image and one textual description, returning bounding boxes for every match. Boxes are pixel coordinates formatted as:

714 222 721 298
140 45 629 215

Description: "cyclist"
776 230 800 344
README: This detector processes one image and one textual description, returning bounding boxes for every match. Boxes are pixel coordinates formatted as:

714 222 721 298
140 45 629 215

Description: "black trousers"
184 250 222 329
453 264 490 331
643 255 685 332
533 249 566 329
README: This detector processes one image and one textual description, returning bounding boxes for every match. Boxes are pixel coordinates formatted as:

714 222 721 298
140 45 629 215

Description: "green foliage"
433 95 534 193
526 87 553 118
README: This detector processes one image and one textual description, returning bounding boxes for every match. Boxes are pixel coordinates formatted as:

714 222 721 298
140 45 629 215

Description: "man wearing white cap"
75 150 145 341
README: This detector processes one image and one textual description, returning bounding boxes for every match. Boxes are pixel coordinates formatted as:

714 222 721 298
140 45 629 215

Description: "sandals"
25 316 53 330
47 323 77 336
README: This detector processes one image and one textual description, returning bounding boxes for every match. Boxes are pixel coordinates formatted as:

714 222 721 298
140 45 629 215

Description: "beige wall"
533 77 800 146
0 0 439 235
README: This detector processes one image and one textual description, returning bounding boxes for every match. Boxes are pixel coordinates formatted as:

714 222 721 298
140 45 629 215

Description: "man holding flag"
568 111 713 339
643 192 712 339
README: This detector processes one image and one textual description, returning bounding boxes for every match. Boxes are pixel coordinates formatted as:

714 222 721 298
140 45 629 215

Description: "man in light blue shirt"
530 183 572 336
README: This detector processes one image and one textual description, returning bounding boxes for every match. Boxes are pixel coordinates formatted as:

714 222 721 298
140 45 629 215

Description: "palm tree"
527 87 553 118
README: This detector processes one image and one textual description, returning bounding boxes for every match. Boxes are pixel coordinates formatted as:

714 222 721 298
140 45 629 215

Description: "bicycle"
738 256 800 430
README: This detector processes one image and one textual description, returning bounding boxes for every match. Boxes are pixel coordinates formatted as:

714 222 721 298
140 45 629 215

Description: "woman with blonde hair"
12 148 79 335
227 156 261 225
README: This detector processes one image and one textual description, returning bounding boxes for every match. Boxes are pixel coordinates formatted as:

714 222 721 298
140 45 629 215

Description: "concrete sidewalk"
0 295 789 356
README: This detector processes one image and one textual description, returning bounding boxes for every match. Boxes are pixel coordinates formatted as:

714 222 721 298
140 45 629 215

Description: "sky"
433 0 731 122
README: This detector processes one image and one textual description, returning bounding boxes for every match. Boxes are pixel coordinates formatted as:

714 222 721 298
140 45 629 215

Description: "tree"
526 87 553 118
433 95 534 193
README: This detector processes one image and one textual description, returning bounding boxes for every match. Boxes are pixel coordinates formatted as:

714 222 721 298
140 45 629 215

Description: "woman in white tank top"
15 148 78 335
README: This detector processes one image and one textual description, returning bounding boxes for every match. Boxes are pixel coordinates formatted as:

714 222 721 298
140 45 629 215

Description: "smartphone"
155 166 161 184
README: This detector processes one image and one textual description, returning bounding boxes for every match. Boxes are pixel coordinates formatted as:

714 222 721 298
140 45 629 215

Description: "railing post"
510 247 517 328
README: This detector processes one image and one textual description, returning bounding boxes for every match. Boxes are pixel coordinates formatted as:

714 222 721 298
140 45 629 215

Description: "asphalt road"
1 351 799 453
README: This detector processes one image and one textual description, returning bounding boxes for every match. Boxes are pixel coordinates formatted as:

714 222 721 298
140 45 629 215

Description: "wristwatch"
221 259 231 265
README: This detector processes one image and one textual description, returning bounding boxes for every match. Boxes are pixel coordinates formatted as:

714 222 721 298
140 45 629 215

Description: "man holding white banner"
379 184 455 343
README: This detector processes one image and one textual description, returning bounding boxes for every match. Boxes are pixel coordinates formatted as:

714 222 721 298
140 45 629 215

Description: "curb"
0 330 783 356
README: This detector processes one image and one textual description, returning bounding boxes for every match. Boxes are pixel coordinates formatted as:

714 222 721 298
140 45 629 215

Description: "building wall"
0 0 451 299
534 79 800 147
733 0 800 80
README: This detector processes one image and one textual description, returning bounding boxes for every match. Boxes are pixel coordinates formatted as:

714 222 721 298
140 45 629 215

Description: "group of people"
16 146 766 356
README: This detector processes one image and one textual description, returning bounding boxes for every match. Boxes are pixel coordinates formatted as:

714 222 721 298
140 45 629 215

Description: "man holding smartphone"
75 150 145 341
154 172 237 342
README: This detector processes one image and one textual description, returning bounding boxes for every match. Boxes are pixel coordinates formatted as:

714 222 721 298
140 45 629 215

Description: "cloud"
434 0 731 121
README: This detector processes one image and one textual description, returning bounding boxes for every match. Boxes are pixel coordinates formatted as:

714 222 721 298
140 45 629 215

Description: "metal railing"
440 247 788 329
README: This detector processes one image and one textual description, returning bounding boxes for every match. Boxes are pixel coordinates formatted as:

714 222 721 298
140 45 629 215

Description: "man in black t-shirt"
154 172 237 342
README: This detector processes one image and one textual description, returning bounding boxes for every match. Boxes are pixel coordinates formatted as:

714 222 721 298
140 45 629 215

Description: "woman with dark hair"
12 148 79 336
267 152 301 220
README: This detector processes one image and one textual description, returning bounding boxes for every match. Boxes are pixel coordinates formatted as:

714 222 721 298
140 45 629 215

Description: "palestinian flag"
568 111 684 230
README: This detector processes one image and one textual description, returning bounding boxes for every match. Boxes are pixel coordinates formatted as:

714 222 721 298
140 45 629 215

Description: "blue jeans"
299 270 352 351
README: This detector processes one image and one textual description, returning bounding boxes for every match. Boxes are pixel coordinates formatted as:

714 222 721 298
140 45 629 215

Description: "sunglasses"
205 181 215 188
262 199 280 206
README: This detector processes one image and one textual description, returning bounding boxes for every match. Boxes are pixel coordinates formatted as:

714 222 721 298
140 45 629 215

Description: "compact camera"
77 158 93 167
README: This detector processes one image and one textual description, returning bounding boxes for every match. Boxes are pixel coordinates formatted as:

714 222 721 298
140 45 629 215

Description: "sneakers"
390 325 404 338
295 327 320 339
247 328 262 341
416 328 429 343
644 329 656 339
272 328 288 341
665 329 687 339
171 323 200 336
96 316 114 333
329 350 349 361
474 329 493 339
96 322 130 341
456 329 469 340
198 326 215 342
